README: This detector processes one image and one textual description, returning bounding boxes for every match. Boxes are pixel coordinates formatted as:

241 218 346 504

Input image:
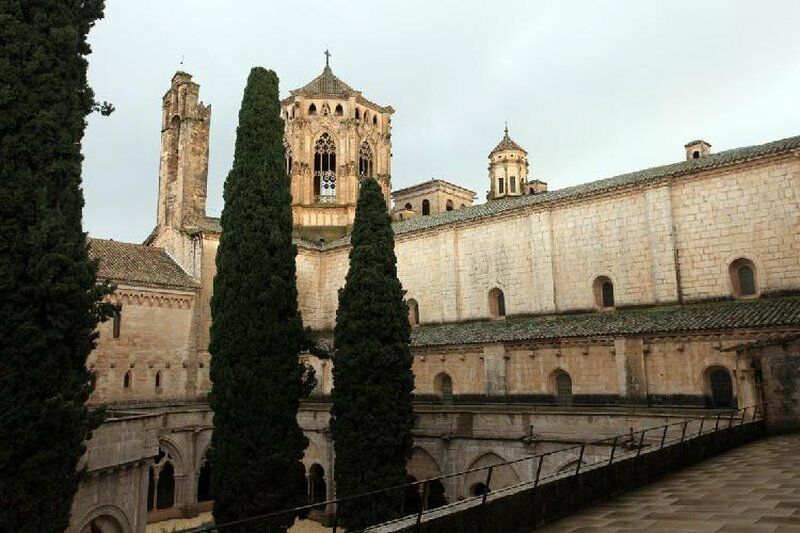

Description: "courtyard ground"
538 433 800 532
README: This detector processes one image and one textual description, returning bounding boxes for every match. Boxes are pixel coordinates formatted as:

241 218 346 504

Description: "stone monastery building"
71 63 800 532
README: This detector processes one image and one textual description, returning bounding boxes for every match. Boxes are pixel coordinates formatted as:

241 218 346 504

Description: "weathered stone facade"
70 66 800 532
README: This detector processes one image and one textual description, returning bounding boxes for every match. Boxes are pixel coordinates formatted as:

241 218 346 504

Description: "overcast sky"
83 0 800 242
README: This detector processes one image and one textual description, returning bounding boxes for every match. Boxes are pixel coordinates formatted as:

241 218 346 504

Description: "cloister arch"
78 505 131 533
463 452 520 498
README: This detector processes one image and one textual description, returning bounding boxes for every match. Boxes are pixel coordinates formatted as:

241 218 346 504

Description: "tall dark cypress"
208 67 307 531
331 177 415 530
0 2 112 532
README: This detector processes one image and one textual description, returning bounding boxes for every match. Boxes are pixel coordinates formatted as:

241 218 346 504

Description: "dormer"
685 140 712 161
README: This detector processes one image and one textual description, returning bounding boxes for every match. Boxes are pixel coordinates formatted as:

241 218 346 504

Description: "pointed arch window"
359 141 374 178
314 133 336 203
284 140 293 176
422 199 431 216
308 103 317 115
335 104 343 116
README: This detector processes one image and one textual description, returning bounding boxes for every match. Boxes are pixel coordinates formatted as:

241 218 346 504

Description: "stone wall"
89 285 197 404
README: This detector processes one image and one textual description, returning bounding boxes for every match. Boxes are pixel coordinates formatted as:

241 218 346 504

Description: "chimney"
685 140 712 161
528 179 548 195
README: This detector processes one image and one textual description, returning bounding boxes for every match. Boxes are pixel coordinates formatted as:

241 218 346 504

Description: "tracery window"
314 133 336 203
321 102 331 116
358 141 374 178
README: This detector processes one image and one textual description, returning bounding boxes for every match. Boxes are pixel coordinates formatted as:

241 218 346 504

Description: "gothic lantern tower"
487 125 529 201
282 53 394 242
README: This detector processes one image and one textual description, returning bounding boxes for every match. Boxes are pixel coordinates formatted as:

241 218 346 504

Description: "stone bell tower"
156 71 211 230
281 53 394 242
487 125 529 201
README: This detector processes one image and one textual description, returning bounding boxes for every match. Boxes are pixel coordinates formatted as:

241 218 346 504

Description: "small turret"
487 124 529 200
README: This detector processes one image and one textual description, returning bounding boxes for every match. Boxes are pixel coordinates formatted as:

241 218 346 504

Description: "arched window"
355 108 361 120
460 203 466 209
284 140 293 176
335 103 343 116
445 199 454 211
488 287 506 318
309 464 327 506
422 199 431 216
593 276 615 309
308 103 317 115
313 133 336 203
407 299 419 326
373 115 378 126
555 371 573 406
155 370 162 392
707 367 735 408
434 373 453 402
509 176 516 193
112 308 121 338
729 258 758 298
358 141 374 178
123 370 131 390
404 202 412 211
147 448 176 511
364 110 370 122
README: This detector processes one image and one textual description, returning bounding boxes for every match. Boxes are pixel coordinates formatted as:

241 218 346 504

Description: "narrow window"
555 372 573 406
313 133 336 202
489 288 506 318
112 308 121 338
308 103 317 115
445 199 454 211
284 140 293 176
358 141 374 178
498 178 505 195
355 108 361 120
509 176 516 193
593 276 615 309
422 199 430 216
435 373 453 402
729 258 757 297
123 370 131 390
155 370 162 391
709 368 734 408
335 104 343 116
373 115 378 126
407 299 419 326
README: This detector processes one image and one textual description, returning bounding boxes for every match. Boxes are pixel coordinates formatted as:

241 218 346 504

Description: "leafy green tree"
208 67 308 531
0 2 113 532
331 178 415 530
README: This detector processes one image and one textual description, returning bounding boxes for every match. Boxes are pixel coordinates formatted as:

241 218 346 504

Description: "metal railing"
177 404 765 533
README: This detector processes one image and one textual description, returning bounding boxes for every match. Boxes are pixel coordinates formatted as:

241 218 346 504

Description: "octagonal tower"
487 125 529 201
282 57 394 242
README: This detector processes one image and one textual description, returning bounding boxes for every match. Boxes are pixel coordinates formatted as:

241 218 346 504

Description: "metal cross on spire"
504 121 509 136
324 48 331 67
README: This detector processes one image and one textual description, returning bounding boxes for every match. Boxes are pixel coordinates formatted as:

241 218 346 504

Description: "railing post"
415 481 426 532
635 430 645 458
728 411 735 428
714 414 721 434
531 455 544 529
481 466 494 505
660 425 668 449
331 508 338 533
608 436 618 466
574 444 586 511
740 406 748 425
575 445 586 476
679 421 688 444
697 418 704 437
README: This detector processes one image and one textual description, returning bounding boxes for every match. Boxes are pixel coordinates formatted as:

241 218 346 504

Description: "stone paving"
538 434 800 532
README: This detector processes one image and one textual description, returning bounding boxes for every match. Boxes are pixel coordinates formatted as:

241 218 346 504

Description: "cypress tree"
208 67 307 531
331 178 415 530
0 2 113 532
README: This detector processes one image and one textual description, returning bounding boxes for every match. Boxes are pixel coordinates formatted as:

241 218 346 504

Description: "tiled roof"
391 133 800 238
721 332 800 352
490 129 526 155
283 65 393 113
292 65 357 97
392 178 477 198
410 297 800 347
88 238 199 291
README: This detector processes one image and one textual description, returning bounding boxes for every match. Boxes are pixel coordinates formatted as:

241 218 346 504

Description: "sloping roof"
490 129 526 155
410 297 800 347
391 133 800 238
88 238 199 291
392 178 477 199
721 332 800 352
283 65 393 113
292 65 357 97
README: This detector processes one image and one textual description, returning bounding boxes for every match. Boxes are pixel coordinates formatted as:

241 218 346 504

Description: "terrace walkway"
538 433 800 532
